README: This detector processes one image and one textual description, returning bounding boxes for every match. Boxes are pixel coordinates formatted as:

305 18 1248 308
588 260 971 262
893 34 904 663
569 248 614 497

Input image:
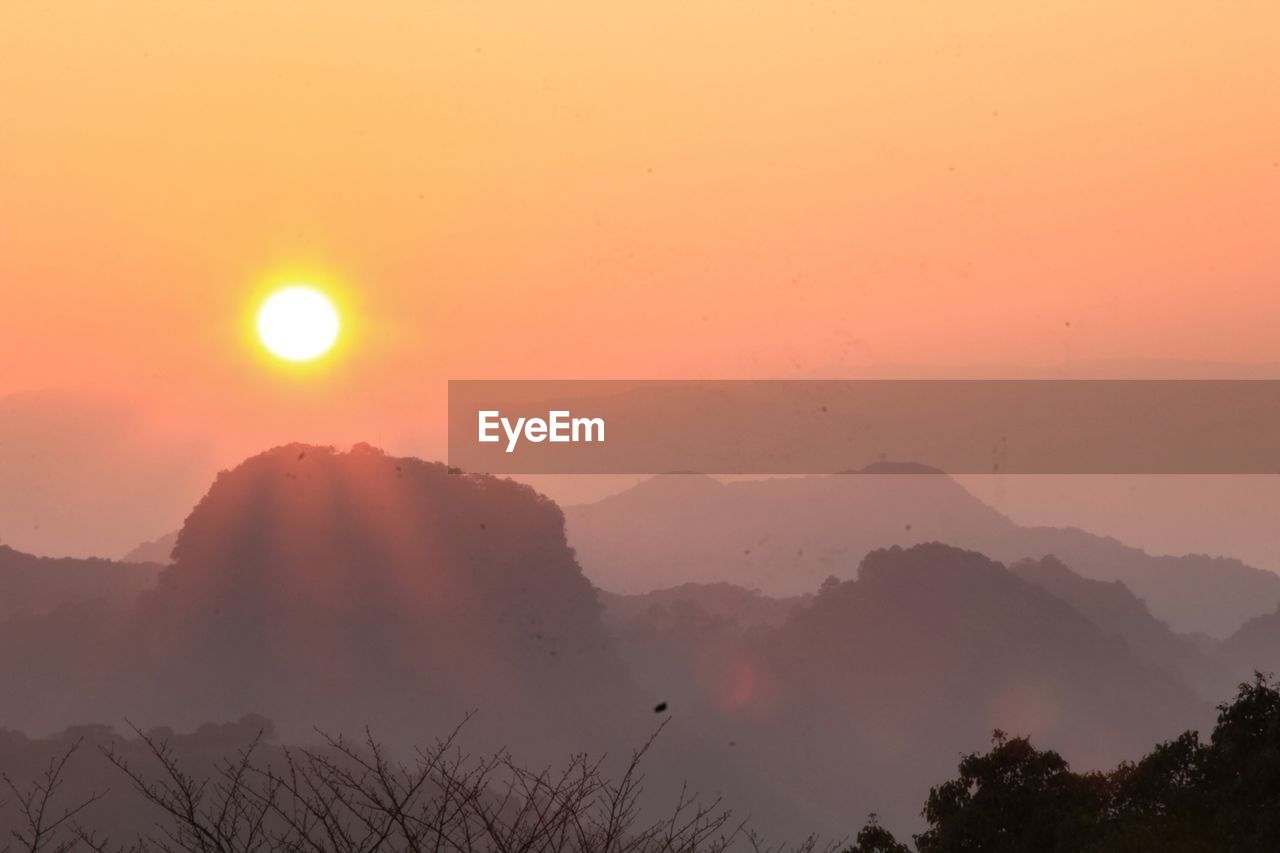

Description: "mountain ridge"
565 471 1280 638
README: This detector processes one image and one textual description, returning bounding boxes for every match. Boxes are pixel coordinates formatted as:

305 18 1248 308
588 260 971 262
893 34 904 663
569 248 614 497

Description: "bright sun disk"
257 286 340 362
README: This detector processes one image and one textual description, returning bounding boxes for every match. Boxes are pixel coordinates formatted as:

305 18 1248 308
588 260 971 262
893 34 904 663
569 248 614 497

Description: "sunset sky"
2 2 1279 556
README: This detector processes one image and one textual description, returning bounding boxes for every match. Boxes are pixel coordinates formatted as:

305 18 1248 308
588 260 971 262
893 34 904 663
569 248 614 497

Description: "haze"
4 5 1280 847
4 2 1278 558
3 2 1278 402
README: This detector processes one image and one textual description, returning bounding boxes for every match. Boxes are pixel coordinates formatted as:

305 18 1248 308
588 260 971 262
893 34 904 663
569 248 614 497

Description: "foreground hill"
155 444 654 753
565 469 1280 638
0 445 645 760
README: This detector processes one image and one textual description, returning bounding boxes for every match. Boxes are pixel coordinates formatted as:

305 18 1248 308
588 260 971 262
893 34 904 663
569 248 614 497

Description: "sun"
257 286 341 362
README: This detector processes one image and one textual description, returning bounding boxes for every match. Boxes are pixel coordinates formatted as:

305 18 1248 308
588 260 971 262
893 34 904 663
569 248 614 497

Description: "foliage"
848 673 1280 852
842 816 909 853
914 730 1109 853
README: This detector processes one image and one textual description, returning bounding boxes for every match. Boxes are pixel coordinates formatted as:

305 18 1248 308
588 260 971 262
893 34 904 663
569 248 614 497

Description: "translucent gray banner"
447 380 1280 475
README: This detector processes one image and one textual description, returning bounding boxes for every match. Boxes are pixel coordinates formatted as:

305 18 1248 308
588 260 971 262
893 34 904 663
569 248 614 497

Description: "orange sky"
1 2 1279 550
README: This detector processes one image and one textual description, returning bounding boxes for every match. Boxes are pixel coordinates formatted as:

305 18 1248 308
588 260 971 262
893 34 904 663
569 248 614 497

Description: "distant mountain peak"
844 461 949 475
123 531 178 564
573 472 725 511
566 468 1280 637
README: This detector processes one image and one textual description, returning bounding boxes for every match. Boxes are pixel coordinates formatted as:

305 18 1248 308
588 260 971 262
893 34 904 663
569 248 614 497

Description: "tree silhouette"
914 730 1109 853
12 676 1280 851
842 816 908 853
903 673 1280 852
2 721 836 853
1 740 102 853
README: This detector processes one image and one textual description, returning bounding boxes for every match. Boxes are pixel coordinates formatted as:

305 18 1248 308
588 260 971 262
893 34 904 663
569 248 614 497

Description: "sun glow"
257 286 341 362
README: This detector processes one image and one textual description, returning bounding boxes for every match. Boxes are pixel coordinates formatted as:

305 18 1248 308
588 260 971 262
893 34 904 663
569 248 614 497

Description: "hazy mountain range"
3 445 1280 838
565 465 1280 639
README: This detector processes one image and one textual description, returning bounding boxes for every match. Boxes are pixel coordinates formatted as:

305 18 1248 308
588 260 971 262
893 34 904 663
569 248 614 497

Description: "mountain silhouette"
600 582 812 634
0 450 1257 841
0 444 645 763
565 471 1280 638
566 472 1008 593
720 543 1210 833
1217 607 1280 684
994 525 1280 643
1010 555 1227 699
590 543 1210 833
122 530 177 564
0 545 160 620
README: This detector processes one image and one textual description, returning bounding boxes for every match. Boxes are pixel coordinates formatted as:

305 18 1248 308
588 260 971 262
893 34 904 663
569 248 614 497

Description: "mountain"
595 544 1211 834
598 582 813 753
0 448 1232 842
709 544 1210 834
566 469 1008 594
599 582 812 633
0 716 281 846
564 469 1280 638
0 444 824 839
1217 608 1280 684
122 531 177 564
0 445 643 758
603 557 1233 706
1010 555 1227 699
991 526 1280 645
0 545 160 620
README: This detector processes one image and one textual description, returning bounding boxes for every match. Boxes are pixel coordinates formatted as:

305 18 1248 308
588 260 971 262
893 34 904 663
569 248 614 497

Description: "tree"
914 731 1109 853
911 675 1280 852
844 815 909 853
0 719 838 853
1 740 102 853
